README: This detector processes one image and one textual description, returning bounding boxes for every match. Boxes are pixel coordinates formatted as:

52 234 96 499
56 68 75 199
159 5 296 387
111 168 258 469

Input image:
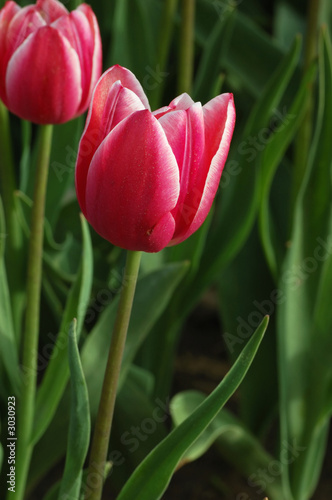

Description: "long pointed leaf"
117 316 268 500
278 28 332 500
58 319 90 500
0 197 21 395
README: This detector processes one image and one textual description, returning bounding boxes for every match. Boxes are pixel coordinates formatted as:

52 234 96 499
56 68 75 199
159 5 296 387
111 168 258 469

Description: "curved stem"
14 124 53 500
85 250 142 500
177 0 195 94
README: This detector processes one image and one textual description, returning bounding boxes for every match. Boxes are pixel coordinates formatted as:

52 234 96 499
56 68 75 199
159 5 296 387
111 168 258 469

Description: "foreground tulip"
76 65 235 252
0 0 102 124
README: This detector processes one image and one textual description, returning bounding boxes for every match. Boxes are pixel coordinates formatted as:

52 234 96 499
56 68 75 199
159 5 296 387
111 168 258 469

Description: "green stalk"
177 0 195 94
13 124 53 500
292 0 321 215
0 102 25 338
85 250 142 500
149 0 179 110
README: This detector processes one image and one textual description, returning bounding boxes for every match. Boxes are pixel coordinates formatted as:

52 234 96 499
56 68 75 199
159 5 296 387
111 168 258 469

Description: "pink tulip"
0 0 102 124
75 65 236 253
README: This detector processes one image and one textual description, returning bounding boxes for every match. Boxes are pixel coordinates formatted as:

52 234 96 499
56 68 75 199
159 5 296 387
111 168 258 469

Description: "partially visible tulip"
0 0 102 124
75 65 236 253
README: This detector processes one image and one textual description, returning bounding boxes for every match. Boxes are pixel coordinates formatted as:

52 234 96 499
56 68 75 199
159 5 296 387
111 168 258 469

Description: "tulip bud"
0 0 102 124
75 65 236 252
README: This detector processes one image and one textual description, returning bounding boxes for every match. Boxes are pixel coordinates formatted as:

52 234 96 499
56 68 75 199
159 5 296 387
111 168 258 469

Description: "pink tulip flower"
75 65 236 253
0 0 102 124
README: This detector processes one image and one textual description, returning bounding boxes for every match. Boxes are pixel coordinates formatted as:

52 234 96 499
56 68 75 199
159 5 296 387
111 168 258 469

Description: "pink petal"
169 93 195 110
0 1 21 102
170 93 236 246
99 65 150 110
6 26 82 124
75 79 146 215
5 6 45 55
36 0 68 23
52 6 101 115
158 103 205 238
152 105 173 119
153 93 195 120
75 4 102 114
85 110 180 252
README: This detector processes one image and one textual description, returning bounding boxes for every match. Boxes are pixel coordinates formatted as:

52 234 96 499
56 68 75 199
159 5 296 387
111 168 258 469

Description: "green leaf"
32 215 93 445
28 262 188 491
274 2 305 51
221 10 299 97
82 262 189 415
193 7 234 102
0 195 5 260
197 35 302 296
117 316 268 500
0 440 3 473
170 391 283 499
244 35 302 138
46 117 83 226
19 120 32 194
58 319 90 500
110 365 168 490
107 0 156 86
278 28 332 500
259 63 317 279
0 197 21 396
218 226 278 432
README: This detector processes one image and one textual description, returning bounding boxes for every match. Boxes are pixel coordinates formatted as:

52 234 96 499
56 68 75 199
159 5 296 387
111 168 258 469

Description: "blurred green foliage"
1 0 332 499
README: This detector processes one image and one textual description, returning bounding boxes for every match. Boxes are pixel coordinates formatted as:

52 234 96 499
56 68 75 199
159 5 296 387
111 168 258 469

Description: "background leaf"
58 319 90 500
32 215 93 445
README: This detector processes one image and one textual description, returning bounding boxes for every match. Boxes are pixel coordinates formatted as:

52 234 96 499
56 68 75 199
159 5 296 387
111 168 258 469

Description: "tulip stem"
85 250 142 500
14 124 53 500
178 0 195 95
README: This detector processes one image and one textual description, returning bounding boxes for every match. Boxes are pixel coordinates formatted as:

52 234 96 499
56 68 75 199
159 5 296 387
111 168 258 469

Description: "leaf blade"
117 316 269 500
58 319 90 500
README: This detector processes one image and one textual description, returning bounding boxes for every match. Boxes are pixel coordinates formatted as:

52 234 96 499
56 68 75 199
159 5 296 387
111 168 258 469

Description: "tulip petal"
153 93 195 120
169 93 195 110
5 6 45 55
0 1 21 102
85 110 179 252
100 65 150 110
6 26 82 124
52 6 101 114
36 0 68 23
170 94 236 245
75 79 146 214
75 5 102 114
159 103 205 239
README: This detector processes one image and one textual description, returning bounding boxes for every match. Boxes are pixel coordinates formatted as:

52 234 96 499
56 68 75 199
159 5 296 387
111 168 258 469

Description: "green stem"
292 0 321 215
0 102 25 338
85 250 142 500
149 0 179 110
177 0 195 94
13 124 53 500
